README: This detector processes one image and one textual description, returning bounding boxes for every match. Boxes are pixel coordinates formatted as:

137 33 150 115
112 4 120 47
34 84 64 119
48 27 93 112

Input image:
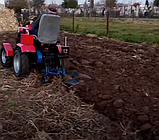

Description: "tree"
90 0 94 9
32 0 44 14
68 0 78 8
106 0 117 8
32 0 44 8
145 0 149 7
61 0 68 8
61 0 78 8
6 0 28 13
154 0 159 6
6 0 30 26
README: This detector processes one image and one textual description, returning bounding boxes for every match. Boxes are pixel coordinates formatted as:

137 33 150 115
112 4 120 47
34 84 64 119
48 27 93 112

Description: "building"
0 0 5 9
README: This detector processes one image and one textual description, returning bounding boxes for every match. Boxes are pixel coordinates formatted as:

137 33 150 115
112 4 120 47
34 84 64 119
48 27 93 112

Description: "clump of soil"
0 33 119 140
59 31 159 140
1 31 159 140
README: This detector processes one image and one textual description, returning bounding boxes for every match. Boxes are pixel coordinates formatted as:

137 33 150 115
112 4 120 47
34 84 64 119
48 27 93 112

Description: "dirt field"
1 32 159 140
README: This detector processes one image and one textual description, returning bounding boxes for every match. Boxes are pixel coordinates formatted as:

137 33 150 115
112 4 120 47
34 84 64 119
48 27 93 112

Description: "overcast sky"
45 0 154 5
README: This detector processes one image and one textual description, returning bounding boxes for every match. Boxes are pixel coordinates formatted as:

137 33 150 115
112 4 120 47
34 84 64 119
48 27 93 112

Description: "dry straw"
0 68 114 140
0 8 18 32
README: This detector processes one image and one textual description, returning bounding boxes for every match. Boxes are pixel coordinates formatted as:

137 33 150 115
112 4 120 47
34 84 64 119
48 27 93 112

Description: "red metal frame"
57 45 68 54
18 25 33 33
3 43 13 56
57 45 62 53
17 43 36 53
21 34 34 45
28 24 33 30
18 27 29 33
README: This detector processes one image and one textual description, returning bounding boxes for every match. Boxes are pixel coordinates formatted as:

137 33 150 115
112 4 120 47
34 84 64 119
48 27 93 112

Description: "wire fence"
16 7 159 46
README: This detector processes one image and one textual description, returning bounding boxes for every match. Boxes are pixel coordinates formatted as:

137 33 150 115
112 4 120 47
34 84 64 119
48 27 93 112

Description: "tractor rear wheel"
0 46 12 67
13 49 29 77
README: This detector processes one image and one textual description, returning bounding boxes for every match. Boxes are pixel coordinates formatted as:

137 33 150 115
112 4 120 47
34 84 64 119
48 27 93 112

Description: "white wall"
0 0 4 5
0 0 5 9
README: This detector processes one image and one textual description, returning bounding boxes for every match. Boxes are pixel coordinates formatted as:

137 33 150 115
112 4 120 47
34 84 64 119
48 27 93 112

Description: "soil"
1 31 159 140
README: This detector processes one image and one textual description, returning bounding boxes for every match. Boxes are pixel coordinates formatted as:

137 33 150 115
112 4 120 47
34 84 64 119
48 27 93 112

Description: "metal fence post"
106 10 109 36
72 10 75 31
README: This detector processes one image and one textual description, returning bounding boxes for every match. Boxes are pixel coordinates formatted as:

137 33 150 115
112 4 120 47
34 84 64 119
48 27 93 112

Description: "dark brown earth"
1 31 159 140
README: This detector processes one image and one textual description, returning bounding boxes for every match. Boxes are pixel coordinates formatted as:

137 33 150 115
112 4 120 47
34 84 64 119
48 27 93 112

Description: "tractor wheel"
13 49 29 77
0 46 12 67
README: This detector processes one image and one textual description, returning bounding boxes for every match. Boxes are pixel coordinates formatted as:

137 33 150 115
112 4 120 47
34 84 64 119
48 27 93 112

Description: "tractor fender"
16 43 36 53
3 43 13 56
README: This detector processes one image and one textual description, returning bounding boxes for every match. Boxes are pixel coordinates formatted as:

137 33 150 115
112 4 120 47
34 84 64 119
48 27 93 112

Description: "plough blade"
63 78 79 86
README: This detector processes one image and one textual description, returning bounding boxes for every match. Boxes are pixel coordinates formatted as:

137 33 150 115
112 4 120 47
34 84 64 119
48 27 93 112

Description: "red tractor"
1 14 78 85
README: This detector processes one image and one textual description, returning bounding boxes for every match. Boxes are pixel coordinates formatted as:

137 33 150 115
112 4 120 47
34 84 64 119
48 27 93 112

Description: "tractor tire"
0 46 12 67
13 49 29 77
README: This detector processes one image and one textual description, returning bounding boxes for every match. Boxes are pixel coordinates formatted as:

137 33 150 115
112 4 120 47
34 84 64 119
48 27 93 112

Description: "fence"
59 11 159 46
15 7 159 46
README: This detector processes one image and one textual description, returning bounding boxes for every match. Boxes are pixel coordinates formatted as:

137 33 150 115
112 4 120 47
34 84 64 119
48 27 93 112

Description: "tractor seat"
37 14 61 44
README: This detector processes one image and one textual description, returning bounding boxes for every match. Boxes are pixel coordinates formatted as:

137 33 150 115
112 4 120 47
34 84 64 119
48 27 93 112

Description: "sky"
45 0 154 5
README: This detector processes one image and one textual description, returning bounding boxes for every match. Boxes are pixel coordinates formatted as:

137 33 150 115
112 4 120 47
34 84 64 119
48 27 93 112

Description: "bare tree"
106 0 116 8
32 0 45 14
99 0 116 8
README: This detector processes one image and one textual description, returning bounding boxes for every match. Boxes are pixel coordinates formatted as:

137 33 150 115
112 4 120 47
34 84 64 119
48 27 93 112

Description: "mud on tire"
0 45 12 67
13 49 29 77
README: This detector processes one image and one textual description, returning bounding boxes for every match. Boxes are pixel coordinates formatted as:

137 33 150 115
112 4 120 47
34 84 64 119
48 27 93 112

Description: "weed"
8 101 18 108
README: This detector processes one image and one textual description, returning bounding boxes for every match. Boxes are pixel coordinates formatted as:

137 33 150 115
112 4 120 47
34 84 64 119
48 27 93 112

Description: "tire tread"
0 46 12 67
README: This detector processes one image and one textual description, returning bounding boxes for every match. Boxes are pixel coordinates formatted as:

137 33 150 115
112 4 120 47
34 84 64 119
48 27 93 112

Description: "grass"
8 101 18 109
4 91 11 96
60 18 159 46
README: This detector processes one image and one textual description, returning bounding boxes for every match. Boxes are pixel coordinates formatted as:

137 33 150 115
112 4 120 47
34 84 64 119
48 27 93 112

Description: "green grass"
61 18 159 46
4 91 11 96
8 101 18 109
